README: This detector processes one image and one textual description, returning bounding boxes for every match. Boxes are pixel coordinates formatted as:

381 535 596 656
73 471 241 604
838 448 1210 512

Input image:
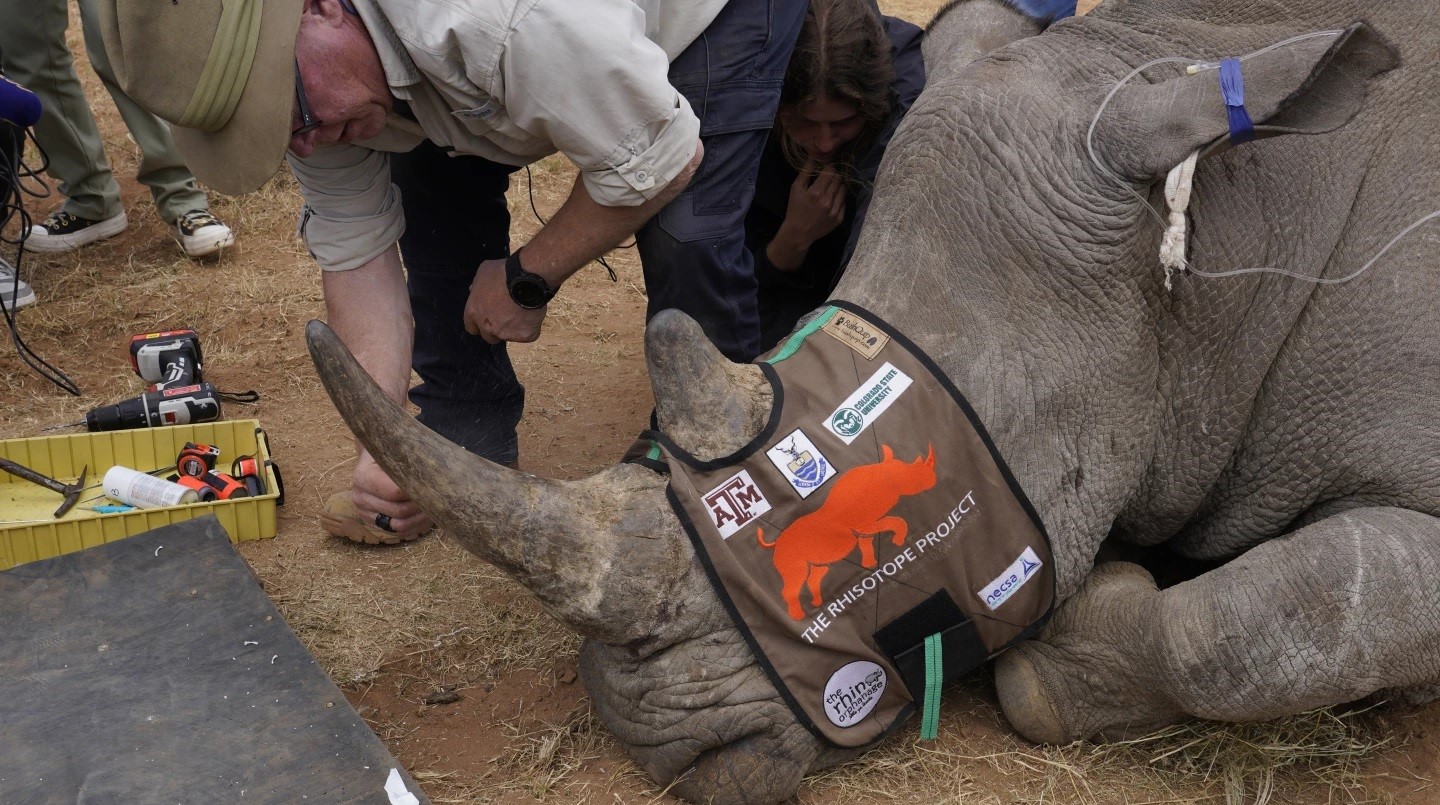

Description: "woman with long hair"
750 0 926 348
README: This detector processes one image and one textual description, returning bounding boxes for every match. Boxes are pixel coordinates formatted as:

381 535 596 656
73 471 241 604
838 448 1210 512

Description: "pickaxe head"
54 465 87 518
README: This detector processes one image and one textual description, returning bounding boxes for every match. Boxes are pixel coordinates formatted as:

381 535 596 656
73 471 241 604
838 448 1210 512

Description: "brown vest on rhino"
635 303 1057 747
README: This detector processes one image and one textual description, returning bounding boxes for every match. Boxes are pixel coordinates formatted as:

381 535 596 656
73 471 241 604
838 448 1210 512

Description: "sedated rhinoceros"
306 0 1440 801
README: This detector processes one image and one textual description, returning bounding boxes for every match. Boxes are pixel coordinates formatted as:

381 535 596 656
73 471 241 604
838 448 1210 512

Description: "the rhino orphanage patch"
632 303 1055 748
824 660 887 728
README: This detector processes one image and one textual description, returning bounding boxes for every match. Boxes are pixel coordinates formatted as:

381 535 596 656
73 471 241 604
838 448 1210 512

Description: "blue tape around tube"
1218 58 1255 145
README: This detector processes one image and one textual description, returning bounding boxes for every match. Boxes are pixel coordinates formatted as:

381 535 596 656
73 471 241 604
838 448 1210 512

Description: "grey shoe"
24 209 129 252
0 256 36 311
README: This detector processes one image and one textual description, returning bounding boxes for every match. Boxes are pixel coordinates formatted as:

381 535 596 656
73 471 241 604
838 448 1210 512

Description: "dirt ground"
4 1 1440 803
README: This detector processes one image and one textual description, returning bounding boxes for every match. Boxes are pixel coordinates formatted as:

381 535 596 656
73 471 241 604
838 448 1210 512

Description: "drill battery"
129 328 202 390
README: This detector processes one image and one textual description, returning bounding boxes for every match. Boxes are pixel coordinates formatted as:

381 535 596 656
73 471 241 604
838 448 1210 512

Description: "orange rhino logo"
758 445 937 621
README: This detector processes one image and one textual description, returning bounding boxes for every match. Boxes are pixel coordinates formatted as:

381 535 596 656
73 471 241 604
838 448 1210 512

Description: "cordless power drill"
83 382 223 431
81 328 222 431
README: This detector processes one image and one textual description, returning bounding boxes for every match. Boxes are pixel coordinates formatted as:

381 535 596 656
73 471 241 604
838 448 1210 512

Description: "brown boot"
319 490 431 546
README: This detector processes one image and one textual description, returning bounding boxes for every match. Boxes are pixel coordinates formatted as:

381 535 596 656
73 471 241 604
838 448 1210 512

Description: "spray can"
103 465 199 509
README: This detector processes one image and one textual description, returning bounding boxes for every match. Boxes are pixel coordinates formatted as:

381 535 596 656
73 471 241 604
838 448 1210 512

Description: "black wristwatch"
504 249 556 309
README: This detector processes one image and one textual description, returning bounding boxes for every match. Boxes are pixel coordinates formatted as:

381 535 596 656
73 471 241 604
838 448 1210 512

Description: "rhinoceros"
305 0 1440 801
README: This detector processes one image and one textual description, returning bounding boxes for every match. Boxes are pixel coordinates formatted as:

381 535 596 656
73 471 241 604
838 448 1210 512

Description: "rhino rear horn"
645 310 772 460
305 320 688 644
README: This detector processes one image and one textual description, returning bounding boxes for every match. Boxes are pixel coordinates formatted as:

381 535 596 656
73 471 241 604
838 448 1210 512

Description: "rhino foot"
995 562 1182 743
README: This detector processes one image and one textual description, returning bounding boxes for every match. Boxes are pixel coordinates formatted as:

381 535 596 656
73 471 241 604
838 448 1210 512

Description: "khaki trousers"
0 0 206 223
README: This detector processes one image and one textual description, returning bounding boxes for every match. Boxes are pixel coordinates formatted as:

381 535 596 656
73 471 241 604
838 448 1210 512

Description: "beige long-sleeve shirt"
290 0 725 270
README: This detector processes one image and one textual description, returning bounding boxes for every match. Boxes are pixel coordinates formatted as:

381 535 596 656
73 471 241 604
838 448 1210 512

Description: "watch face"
508 275 551 309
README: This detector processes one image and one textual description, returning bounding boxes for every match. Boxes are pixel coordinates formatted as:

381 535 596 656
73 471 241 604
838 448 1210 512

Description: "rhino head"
308 310 832 801
307 0 1406 800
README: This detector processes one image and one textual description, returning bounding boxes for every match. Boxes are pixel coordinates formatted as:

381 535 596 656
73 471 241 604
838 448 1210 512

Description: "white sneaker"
0 256 36 311
175 209 235 258
24 210 129 252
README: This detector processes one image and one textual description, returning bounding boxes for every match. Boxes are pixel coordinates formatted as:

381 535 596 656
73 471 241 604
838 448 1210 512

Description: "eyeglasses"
292 59 322 136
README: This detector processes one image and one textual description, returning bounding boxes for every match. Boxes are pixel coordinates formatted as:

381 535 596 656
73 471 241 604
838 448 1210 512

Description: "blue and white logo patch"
978 547 1044 611
765 428 835 499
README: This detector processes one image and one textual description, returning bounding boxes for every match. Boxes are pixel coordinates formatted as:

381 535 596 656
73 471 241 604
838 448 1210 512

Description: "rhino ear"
882 444 895 461
1091 22 1399 182
924 0 1051 83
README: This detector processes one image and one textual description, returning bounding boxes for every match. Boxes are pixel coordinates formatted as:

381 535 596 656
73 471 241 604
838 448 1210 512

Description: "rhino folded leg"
996 508 1440 744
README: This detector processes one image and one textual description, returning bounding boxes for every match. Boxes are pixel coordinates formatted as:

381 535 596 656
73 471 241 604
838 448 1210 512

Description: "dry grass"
806 691 1412 805
492 703 616 799
401 704 619 804
259 536 579 687
1091 706 1400 801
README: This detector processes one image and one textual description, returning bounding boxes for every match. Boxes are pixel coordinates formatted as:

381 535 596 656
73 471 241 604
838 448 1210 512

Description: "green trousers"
0 0 207 224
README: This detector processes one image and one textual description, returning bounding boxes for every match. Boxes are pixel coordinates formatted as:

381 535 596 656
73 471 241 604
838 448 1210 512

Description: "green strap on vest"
920 632 943 740
765 307 839 365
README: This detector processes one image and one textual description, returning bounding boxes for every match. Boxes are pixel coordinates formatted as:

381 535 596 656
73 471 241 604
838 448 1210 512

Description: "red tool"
175 474 217 502
177 442 221 478
232 455 267 497
176 470 249 501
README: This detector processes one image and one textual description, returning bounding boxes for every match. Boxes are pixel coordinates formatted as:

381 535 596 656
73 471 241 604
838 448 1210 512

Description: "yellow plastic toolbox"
0 419 281 569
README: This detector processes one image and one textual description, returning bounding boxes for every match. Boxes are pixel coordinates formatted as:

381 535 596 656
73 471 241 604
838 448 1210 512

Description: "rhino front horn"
305 320 689 644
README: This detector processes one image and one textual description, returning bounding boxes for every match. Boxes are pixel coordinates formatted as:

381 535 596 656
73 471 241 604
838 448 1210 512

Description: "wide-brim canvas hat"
98 0 303 195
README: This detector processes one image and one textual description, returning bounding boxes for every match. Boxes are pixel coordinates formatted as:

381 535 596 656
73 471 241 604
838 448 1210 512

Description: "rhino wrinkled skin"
307 0 1440 801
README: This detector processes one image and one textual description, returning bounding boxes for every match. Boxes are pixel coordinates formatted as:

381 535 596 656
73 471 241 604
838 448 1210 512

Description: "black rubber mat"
0 516 429 804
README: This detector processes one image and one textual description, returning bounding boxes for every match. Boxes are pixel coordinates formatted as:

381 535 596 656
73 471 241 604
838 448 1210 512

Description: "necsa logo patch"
978 547 1044 611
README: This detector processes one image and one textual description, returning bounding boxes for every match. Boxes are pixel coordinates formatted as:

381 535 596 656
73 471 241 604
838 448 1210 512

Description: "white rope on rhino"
1084 30 1440 290
1159 150 1199 290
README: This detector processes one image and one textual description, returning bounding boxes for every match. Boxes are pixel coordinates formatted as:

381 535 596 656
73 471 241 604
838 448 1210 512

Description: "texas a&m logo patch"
703 470 772 539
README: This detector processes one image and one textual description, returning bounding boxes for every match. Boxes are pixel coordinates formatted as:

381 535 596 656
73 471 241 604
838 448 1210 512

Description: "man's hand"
767 164 848 270
352 449 433 538
464 257 548 344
